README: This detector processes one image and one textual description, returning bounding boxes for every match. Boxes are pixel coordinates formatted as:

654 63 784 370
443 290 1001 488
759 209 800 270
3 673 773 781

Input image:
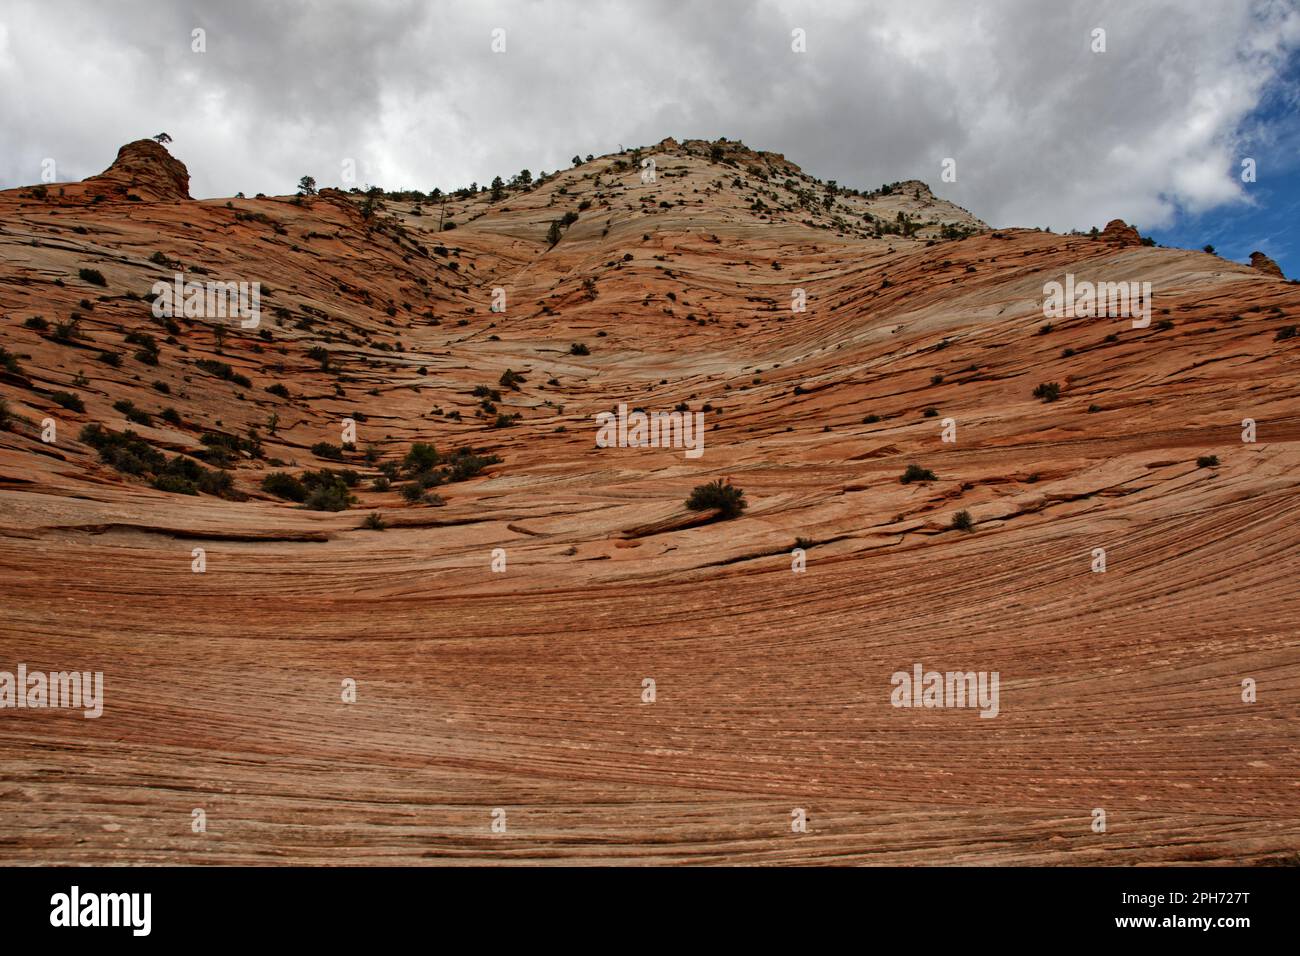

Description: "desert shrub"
1275 325 1297 342
403 442 440 474
685 479 746 519
570 342 590 356
262 471 308 502
900 464 937 484
78 267 107 286
52 317 82 342
1197 455 1219 468
81 425 237 497
266 383 291 399
952 509 974 532
113 400 153 427
160 407 181 425
310 441 345 461
499 369 525 390
372 476 390 492
97 351 121 367
295 469 355 511
195 358 250 387
0 347 23 374
51 390 85 412
1033 381 1061 403
23 316 48 331
362 512 386 530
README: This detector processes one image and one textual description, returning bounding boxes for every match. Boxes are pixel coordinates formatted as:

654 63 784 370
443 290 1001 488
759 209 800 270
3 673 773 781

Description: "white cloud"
0 0 1295 232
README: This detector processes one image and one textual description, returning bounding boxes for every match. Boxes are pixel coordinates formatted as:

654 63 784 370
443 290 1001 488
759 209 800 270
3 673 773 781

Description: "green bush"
1032 381 1061 403
262 471 308 502
51 391 85 412
685 479 746 519
900 464 937 484
311 441 346 461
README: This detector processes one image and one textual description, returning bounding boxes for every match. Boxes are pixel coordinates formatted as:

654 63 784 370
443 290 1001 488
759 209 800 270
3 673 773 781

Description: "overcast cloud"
1 0 1297 234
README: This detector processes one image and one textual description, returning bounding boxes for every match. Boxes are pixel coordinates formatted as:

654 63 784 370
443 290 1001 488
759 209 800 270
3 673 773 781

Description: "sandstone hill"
1 137 1297 864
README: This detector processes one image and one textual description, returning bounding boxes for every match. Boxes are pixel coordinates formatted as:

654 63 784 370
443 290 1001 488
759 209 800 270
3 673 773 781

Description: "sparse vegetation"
51 391 85 412
685 479 746 519
80 425 237 498
951 509 974 532
1033 381 1061 403
78 267 107 287
1197 455 1220 468
900 464 937 484
262 471 308 502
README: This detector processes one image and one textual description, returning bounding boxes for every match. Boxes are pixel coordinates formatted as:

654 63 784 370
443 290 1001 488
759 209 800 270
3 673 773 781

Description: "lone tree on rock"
152 133 172 145
297 176 317 197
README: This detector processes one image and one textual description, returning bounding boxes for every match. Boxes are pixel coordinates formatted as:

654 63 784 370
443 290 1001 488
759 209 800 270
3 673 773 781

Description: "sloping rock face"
1250 250 1285 279
0 140 1298 866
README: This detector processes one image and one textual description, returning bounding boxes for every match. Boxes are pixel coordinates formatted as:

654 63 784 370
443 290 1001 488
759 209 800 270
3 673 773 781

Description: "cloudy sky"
2 0 1298 271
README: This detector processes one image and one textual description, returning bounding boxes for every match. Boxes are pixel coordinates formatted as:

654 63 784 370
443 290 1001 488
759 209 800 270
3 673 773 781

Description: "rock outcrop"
1250 250 1285 279
78 139 192 202
1100 218 1142 246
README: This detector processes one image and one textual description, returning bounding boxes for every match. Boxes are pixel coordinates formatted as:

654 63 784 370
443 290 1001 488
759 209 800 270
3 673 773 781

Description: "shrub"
1275 325 1297 342
0 346 22 374
900 464 937 484
23 316 48 331
304 482 353 512
311 441 346 461
97 350 121 367
403 442 440 474
570 342 590 356
51 390 85 412
685 479 746 519
362 512 386 530
262 471 308 502
951 509 974 532
52 318 81 342
266 383 291 398
78 267 107 287
1032 381 1061 403
372 476 390 492
1197 455 1219 468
